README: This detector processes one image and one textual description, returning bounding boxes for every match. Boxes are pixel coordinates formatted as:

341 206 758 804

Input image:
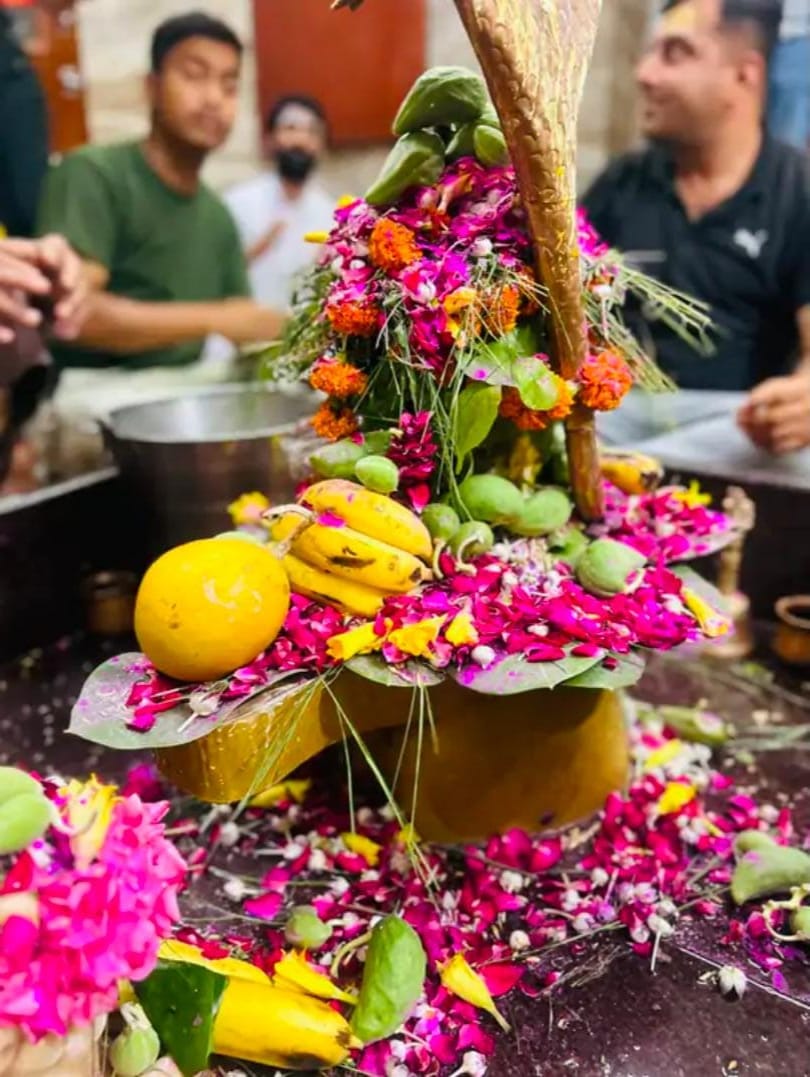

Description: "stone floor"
2 635 810 1077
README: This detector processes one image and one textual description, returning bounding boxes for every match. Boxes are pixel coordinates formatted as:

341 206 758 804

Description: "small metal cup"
80 571 137 637
773 595 810 667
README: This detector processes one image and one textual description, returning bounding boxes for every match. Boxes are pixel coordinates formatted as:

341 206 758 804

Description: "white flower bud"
218 821 240 847
590 867 610 887
222 877 246 902
718 965 747 998
500 870 525 894
471 645 497 668
509 929 531 952
647 913 674 938
307 848 328 872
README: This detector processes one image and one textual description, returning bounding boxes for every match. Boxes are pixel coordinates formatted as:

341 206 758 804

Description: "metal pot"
103 384 316 556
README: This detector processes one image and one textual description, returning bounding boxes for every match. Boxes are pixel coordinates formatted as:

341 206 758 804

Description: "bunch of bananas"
599 450 663 496
269 480 433 618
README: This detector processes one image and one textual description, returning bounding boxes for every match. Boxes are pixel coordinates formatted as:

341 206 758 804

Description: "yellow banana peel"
158 939 269 984
282 554 386 618
303 480 433 561
599 451 664 496
273 950 358 1006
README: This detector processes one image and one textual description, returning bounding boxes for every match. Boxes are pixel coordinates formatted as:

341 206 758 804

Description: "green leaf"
513 355 560 411
135 960 227 1077
453 383 501 468
346 655 444 688
68 656 314 749
452 650 602 695
671 565 732 616
461 321 545 387
563 651 646 689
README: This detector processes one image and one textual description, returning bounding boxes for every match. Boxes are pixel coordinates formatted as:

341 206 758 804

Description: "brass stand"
706 486 755 660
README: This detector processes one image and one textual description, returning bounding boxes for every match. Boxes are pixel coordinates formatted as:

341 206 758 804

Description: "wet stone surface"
2 634 810 1076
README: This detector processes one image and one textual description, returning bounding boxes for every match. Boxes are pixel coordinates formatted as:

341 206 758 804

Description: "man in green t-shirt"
37 11 284 372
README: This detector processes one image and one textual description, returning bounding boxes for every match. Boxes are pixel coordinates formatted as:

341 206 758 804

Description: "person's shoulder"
199 183 245 236
51 140 140 179
764 137 810 200
588 146 661 190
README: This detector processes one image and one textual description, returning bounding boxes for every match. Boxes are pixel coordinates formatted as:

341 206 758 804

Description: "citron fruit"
134 537 290 682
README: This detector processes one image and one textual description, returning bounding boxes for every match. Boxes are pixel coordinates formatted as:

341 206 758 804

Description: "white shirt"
224 171 335 311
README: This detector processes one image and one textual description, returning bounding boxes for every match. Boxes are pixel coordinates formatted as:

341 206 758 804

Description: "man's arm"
737 305 810 455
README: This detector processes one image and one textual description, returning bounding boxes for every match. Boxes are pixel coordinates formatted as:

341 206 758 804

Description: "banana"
599 450 663 496
303 480 433 561
273 513 430 593
213 978 358 1070
282 554 386 618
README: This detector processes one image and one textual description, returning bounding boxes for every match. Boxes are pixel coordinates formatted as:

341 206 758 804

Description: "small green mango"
0 767 42 805
310 438 368 479
450 520 495 559
550 527 589 568
392 66 489 135
731 836 810 905
110 1005 161 1077
355 455 399 494
734 830 780 857
285 905 333 950
509 487 573 537
576 538 647 597
446 121 477 160
365 131 446 207
363 430 393 454
457 474 524 526
422 503 461 542
790 906 810 939
0 792 52 855
473 122 508 166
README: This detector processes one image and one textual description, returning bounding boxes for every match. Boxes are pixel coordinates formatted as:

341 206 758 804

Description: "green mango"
473 122 508 166
355 455 399 494
551 527 589 568
576 538 647 597
365 131 446 207
509 487 573 537
446 121 477 161
363 430 394 454
731 834 810 904
392 66 489 136
422 503 461 542
352 916 427 1043
284 905 333 950
450 520 495 559
790 906 810 939
0 767 42 805
109 1005 161 1077
0 792 52 855
310 438 368 479
457 474 524 526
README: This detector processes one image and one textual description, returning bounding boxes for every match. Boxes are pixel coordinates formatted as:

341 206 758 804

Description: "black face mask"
275 147 316 183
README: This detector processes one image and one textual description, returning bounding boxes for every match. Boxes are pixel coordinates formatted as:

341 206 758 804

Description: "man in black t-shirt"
583 0 810 456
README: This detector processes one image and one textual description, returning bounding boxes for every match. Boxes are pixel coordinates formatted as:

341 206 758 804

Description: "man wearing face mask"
224 94 334 311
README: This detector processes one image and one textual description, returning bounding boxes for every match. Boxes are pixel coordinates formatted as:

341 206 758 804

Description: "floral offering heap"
71 61 734 770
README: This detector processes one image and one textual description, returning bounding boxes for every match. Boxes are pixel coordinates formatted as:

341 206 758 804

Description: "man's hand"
211 298 287 345
0 235 88 343
737 372 810 455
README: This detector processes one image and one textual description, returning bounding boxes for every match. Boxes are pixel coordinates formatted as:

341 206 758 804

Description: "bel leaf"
135 960 227 1077
453 383 501 468
453 651 602 695
513 355 560 411
563 651 646 689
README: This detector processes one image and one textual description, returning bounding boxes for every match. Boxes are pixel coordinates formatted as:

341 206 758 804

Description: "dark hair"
264 94 328 135
150 12 243 73
662 0 783 59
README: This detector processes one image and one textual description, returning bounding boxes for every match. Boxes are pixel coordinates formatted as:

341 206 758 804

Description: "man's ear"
738 50 765 92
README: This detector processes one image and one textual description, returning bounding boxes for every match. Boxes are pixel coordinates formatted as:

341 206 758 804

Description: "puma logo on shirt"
733 228 769 259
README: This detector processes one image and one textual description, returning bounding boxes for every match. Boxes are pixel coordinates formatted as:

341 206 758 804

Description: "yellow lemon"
134 537 290 682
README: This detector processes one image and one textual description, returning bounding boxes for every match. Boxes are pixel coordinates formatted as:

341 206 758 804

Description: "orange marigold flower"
483 283 520 335
498 371 574 431
309 360 368 399
325 300 381 337
578 349 634 411
310 403 359 442
368 218 421 273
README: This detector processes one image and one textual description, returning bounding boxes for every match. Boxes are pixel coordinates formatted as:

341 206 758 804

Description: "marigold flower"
325 299 381 337
368 217 421 273
482 283 520 335
309 358 368 399
578 349 634 411
310 403 359 442
498 371 574 431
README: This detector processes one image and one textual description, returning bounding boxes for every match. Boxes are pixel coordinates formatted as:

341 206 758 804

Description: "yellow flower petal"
644 739 684 771
228 491 270 527
63 776 119 868
445 611 479 648
249 779 311 808
304 230 330 244
683 587 730 638
159 939 270 984
273 950 357 1005
336 194 357 208
673 480 712 509
326 622 385 662
657 781 697 815
388 616 446 658
396 823 420 846
342 831 382 867
439 954 510 1032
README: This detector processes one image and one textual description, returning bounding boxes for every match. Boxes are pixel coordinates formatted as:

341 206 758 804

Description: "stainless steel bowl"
104 384 316 555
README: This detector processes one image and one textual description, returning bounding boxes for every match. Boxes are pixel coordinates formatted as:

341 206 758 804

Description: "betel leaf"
563 651 646 689
68 655 313 750
513 355 560 411
135 960 227 1077
453 650 602 695
671 564 731 616
453 383 501 468
460 320 545 387
346 655 444 688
